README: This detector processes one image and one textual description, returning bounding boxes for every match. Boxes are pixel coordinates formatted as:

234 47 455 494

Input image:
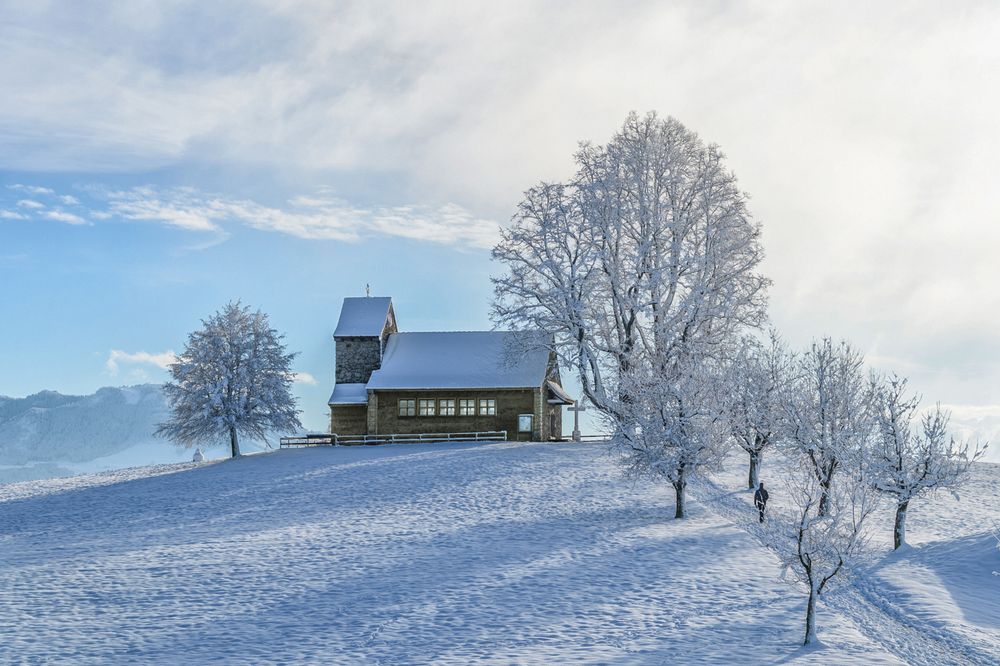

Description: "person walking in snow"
754 481 769 523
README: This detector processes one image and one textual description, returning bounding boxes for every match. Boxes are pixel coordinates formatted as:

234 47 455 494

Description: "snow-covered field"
0 442 995 664
702 454 1000 665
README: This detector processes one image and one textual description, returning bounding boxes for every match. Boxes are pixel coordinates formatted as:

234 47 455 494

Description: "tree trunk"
818 477 831 517
894 500 909 550
748 450 761 490
673 476 686 519
229 427 241 459
804 584 818 645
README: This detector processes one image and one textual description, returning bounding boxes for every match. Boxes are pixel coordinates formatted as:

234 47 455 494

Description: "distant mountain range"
0 385 268 485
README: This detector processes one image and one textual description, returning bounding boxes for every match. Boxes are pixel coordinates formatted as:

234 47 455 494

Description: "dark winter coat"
754 487 769 509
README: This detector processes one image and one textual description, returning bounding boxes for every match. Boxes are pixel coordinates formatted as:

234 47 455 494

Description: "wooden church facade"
328 297 573 442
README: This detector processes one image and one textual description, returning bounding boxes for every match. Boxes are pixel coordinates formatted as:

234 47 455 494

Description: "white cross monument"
568 400 586 442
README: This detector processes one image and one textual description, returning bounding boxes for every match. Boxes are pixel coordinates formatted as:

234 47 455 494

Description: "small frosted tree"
780 464 876 645
723 331 792 489
782 338 869 516
157 302 302 458
613 356 728 518
867 374 987 549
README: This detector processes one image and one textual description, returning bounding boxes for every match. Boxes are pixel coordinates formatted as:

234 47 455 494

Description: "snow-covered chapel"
328 296 573 441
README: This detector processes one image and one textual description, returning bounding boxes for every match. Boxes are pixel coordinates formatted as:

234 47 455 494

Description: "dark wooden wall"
330 404 368 435
371 388 540 440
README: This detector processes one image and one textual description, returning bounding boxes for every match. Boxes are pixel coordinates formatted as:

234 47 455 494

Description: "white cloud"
106 349 177 375
59 194 80 205
937 403 1000 463
289 195 339 208
0 210 26 220
105 186 498 248
17 199 44 209
43 210 87 225
108 187 221 233
293 372 318 385
8 184 54 195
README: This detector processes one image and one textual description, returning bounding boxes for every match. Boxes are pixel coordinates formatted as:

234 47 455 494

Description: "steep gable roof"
366 331 552 390
333 297 393 337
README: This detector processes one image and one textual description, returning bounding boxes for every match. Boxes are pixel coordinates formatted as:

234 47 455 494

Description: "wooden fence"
279 431 508 448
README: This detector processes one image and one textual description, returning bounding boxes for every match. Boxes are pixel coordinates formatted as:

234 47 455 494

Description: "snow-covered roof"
546 380 574 405
333 297 393 338
328 383 369 405
366 331 552 390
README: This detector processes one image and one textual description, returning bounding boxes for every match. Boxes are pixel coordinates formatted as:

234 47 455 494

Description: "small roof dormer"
333 297 395 338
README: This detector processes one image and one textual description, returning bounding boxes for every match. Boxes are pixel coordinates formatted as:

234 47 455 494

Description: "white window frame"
459 398 476 416
439 399 456 416
398 399 416 417
418 398 436 417
479 398 496 416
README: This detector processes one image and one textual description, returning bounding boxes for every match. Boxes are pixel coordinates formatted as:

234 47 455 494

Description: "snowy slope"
0 385 267 484
0 442 924 665
701 453 1000 665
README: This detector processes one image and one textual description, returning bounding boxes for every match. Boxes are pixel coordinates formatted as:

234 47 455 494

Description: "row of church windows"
398 398 497 417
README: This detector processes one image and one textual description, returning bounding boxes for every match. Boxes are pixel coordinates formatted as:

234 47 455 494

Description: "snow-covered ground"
0 442 995 664
701 453 1000 666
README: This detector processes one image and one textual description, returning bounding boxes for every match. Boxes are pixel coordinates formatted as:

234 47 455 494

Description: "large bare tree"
493 111 769 517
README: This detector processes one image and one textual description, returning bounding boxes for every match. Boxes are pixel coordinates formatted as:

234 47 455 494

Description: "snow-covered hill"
0 385 266 484
0 442 995 663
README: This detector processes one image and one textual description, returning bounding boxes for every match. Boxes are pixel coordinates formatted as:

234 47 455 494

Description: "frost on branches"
614 356 729 518
492 111 769 517
867 374 987 549
780 464 876 646
782 339 869 517
156 302 302 458
723 332 792 490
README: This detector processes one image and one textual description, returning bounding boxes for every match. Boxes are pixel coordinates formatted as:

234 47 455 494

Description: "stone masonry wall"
335 337 382 384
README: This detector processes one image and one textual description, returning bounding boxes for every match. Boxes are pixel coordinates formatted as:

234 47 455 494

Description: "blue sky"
2 1 1000 454
0 170 499 431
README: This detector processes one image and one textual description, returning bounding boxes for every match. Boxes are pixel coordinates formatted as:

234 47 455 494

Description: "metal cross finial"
365 283 370 297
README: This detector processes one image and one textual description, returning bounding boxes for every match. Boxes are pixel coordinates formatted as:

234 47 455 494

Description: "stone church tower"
333 296 397 384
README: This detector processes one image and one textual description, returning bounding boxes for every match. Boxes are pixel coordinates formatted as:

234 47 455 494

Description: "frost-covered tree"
780 463 876 645
867 374 987 549
614 355 729 518
782 339 869 516
157 302 302 458
493 111 769 516
723 332 792 489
